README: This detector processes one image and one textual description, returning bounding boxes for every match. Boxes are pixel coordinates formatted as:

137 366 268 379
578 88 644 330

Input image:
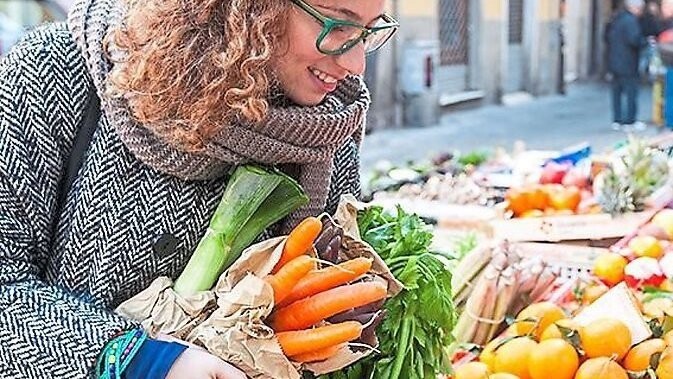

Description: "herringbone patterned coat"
0 23 362 378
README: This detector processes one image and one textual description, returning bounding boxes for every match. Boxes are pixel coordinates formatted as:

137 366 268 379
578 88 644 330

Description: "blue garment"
611 75 640 124
124 339 188 379
606 9 645 77
665 67 673 128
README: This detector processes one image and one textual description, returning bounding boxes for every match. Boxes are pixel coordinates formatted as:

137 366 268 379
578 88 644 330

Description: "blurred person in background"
606 0 647 131
0 0 397 378
639 1 663 79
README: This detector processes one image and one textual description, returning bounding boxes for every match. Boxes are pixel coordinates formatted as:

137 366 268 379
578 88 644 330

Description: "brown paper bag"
116 195 402 379
116 276 216 338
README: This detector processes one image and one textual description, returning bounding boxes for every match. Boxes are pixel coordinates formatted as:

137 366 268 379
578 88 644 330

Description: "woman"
0 0 397 377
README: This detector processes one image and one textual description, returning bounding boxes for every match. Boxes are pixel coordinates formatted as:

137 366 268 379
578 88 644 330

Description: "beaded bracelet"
96 328 149 379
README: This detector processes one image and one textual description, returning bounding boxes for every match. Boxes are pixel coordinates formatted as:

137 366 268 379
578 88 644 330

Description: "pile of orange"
453 302 673 379
505 184 585 218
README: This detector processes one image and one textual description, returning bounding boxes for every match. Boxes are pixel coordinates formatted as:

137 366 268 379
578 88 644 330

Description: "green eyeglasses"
291 0 399 56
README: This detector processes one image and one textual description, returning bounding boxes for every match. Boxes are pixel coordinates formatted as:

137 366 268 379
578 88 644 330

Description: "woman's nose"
334 42 367 75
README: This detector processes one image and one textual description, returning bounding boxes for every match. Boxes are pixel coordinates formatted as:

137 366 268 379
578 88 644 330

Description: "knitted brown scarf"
68 0 370 228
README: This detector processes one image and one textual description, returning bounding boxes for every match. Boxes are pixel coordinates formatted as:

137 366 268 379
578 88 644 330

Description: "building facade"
367 0 611 130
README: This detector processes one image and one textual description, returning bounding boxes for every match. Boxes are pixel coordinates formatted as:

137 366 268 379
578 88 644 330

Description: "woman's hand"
166 347 247 379
157 334 247 379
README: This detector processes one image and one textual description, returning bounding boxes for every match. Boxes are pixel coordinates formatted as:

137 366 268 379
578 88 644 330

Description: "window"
439 0 469 66
509 0 524 44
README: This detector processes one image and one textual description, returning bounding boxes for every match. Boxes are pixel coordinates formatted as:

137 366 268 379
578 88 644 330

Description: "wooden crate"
516 242 607 280
489 210 656 243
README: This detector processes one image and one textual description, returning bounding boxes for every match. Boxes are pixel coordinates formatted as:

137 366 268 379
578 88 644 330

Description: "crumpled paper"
116 195 402 379
116 276 215 339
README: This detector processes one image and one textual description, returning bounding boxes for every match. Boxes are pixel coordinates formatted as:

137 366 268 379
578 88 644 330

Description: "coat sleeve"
0 25 135 378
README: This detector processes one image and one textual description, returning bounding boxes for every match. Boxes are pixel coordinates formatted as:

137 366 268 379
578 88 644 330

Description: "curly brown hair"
107 0 291 151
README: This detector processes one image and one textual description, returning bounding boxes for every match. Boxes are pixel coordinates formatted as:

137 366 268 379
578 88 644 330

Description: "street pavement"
360 81 667 175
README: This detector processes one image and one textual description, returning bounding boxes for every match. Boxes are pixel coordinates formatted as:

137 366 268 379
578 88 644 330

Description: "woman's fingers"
152 334 247 378
166 347 246 379
213 361 248 379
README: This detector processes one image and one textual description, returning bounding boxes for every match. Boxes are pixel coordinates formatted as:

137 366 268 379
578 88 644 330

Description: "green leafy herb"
445 233 478 263
642 288 673 303
323 205 456 379
457 150 490 167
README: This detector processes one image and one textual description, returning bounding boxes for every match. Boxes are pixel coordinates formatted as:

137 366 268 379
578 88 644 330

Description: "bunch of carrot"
263 216 388 363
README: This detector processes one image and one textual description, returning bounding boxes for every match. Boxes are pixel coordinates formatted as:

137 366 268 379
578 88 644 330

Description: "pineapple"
595 137 669 215
594 167 638 215
621 137 669 197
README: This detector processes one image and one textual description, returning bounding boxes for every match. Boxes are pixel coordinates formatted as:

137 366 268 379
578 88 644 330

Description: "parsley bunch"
324 206 455 379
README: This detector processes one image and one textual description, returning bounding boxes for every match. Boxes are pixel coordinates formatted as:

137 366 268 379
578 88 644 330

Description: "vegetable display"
452 242 559 345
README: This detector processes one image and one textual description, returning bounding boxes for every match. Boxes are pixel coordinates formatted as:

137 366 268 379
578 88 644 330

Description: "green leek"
173 165 308 296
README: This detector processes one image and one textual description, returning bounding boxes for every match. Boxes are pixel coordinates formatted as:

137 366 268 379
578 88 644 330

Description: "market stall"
362 133 673 378
100 133 673 379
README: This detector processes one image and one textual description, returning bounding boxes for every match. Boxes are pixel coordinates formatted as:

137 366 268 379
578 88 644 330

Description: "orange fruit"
480 338 502 372
520 209 544 218
506 187 553 217
454 361 491 379
547 186 581 212
581 283 609 305
629 236 664 259
579 318 631 359
489 374 519 379
514 302 566 340
658 346 673 379
527 339 579 379
592 253 628 286
653 209 673 239
539 318 581 341
623 338 666 371
574 357 627 379
661 279 673 292
506 189 532 217
664 330 673 346
493 337 537 379
527 187 550 210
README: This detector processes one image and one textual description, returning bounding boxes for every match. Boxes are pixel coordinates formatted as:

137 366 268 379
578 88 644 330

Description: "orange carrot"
265 255 316 304
277 257 373 307
272 217 322 273
270 281 387 332
276 322 362 356
289 343 345 363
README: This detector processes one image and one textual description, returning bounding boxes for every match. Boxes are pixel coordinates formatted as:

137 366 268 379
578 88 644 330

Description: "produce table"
364 135 673 378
